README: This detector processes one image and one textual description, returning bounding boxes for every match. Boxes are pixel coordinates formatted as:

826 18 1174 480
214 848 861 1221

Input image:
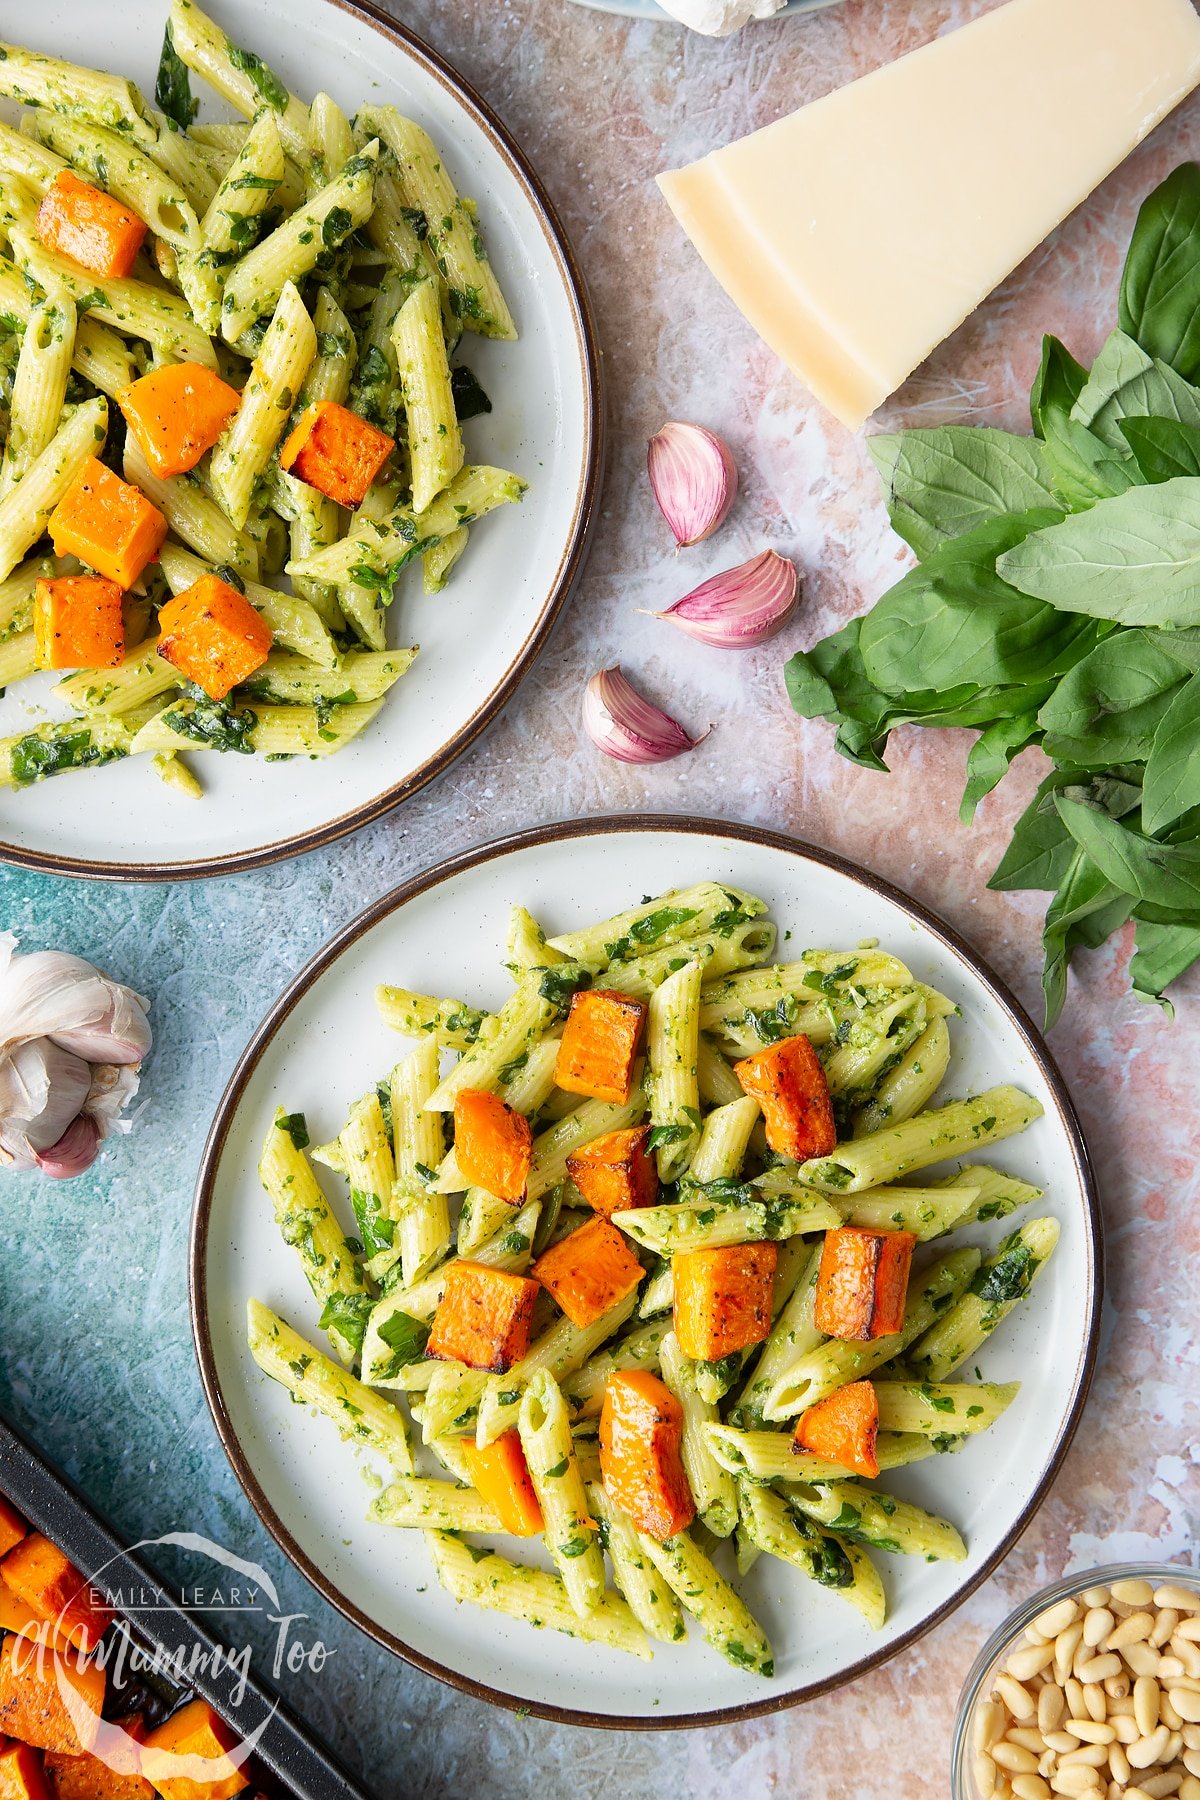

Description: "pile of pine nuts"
970 1576 1200 1800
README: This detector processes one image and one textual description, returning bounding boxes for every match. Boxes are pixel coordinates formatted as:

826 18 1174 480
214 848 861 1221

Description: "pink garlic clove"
654 549 799 648
583 666 708 764
34 1114 100 1179
647 422 738 547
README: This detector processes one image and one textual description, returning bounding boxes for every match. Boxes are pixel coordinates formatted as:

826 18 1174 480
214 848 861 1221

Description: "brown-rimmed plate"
0 0 601 881
191 815 1101 1727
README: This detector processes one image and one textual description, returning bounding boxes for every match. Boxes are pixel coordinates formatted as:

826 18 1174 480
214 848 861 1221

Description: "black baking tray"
0 1408 374 1800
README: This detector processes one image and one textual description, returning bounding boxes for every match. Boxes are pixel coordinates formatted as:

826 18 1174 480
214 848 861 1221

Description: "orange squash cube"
453 1090 532 1203
566 1125 658 1219
0 1635 105 1755
554 990 647 1104
793 1379 880 1478
36 171 146 280
734 1034 836 1163
813 1227 916 1341
141 1700 248 1800
33 577 124 672
0 1498 26 1560
44 1712 154 1800
0 1738 51 1800
459 1431 543 1536
156 575 271 702
426 1261 539 1373
279 401 394 508
531 1215 644 1329
599 1370 694 1542
117 364 241 479
1 1535 113 1655
48 459 166 591
673 1242 777 1362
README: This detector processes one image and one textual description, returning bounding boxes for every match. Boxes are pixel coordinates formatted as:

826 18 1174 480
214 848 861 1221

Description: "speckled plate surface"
0 0 601 881
568 0 839 19
193 817 1101 1728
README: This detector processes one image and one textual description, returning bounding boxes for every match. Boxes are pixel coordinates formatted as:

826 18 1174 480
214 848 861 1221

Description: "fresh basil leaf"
1040 407 1143 510
375 1308 430 1367
277 1111 309 1150
317 1292 372 1357
1041 847 1131 1029
1030 334 1088 438
868 428 1058 558
1142 672 1200 834
1128 917 1200 1014
155 22 197 129
1056 795 1200 911
1037 630 1192 767
1118 416 1200 483
1118 163 1200 383
227 42 290 113
998 478 1200 627
960 711 1041 824
989 770 1117 895
450 365 492 422
1072 331 1200 451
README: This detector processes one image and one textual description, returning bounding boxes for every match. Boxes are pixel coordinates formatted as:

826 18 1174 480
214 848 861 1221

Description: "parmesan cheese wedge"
658 0 1200 430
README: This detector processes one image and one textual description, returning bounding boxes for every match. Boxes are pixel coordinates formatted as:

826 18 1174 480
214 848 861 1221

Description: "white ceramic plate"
193 818 1101 1727
0 0 601 880
569 0 840 20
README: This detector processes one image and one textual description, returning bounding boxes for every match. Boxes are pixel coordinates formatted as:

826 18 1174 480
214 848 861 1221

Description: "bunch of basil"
787 163 1200 1028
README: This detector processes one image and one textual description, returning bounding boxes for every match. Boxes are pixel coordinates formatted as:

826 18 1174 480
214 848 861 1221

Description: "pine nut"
1111 1615 1157 1650
1010 1729 1048 1754
1066 1680 1087 1719
1156 1588 1200 1615
1038 1600 1082 1638
1114 1582 1156 1607
1079 1655 1122 1684
1050 1770 1101 1795
1130 1727 1173 1770
1167 1732 1184 1761
1109 1743 1131 1784
1067 1721 1116 1746
1010 1643 1058 1681
1061 1746 1109 1769
1176 1621 1200 1644
994 1743 1041 1774
1126 1789 1156 1800
1128 1645 1164 1677
1058 1626 1087 1683
1163 1696 1184 1731
1040 1685 1066 1732
1189 1752 1200 1777
1155 1613 1183 1648
1105 1676 1132 1700
998 1674 1038 1720
977 1700 1006 1748
1139 1776 1183 1799
1161 1660 1188 1682
1184 1727 1200 1749
1172 1641 1200 1679
1136 1678 1163 1737
1085 1609 1116 1648
1083 1588 1113 1611
976 1752 998 1796
1181 1777 1200 1800
1113 1716 1141 1743
1012 1779 1051 1800
1084 1685 1107 1723
1046 1731 1080 1753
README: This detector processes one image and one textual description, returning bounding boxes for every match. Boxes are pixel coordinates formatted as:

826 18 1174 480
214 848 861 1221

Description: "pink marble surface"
355 0 1200 1789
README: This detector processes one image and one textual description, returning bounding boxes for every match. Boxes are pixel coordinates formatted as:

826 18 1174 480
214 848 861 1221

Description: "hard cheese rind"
658 0 1200 429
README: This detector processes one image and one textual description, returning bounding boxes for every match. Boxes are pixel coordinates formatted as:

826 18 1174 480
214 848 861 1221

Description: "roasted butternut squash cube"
1 1534 113 1653
156 575 271 702
599 1370 693 1542
44 1714 154 1800
673 1242 777 1361
48 459 166 591
0 1635 104 1755
36 171 145 279
813 1227 916 1341
118 364 241 479
426 1261 539 1373
279 401 394 508
0 1738 52 1800
141 1700 248 1800
459 1431 543 1536
453 1089 532 1203
33 576 124 672
793 1379 880 1478
734 1034 836 1162
566 1125 658 1219
554 989 646 1104
531 1215 644 1329
0 1497 26 1560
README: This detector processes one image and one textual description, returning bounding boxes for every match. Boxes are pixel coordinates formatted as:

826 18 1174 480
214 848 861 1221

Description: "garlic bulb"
583 666 707 763
653 550 799 647
647 423 738 547
0 934 151 1179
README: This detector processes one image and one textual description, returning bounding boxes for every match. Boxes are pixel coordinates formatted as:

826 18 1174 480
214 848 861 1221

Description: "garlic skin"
654 549 799 648
647 422 738 547
0 935 150 1179
584 666 707 764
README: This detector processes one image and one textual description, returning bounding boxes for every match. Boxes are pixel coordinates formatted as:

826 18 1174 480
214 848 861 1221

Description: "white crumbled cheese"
656 0 786 36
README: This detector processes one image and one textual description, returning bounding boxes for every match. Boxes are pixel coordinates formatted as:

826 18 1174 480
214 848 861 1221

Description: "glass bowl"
952 1560 1200 1799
